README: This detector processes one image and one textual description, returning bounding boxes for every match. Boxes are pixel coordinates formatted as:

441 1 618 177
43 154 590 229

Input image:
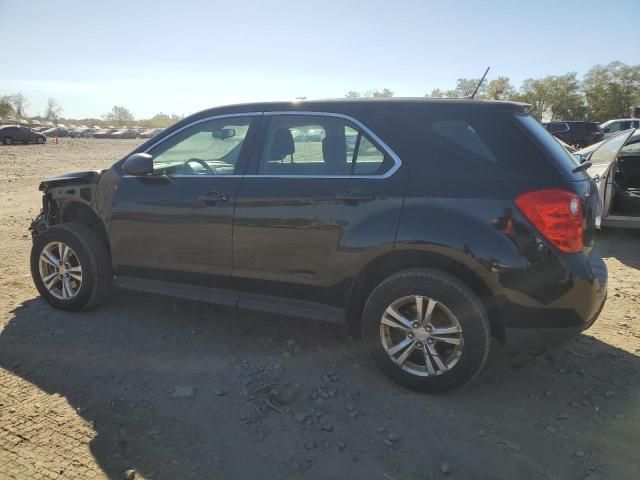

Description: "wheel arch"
346 249 505 342
60 202 110 252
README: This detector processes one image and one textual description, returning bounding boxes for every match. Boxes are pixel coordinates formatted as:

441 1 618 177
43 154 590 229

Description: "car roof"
187 98 529 119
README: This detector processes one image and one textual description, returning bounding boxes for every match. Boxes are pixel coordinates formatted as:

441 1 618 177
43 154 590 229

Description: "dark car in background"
139 128 164 138
92 128 118 139
544 121 604 148
0 125 46 145
109 129 139 139
29 99 607 393
42 127 70 138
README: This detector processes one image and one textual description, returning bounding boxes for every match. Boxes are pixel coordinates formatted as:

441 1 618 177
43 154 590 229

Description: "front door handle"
335 189 376 202
197 191 229 204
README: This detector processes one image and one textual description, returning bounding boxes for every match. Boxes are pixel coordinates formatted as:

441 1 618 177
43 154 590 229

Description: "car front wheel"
3 137 12 145
30 223 113 311
361 269 490 393
36 137 45 144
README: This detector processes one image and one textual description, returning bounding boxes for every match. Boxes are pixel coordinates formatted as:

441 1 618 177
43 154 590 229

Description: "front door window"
148 117 254 176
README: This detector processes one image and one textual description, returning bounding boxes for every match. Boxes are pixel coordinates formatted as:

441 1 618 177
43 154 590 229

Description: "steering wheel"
185 158 216 175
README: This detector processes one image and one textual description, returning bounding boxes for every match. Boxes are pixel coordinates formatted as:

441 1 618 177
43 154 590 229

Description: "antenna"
470 66 490 99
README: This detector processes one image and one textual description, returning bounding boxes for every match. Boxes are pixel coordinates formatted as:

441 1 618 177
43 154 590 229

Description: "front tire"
3 137 12 145
36 137 45 144
30 223 113 311
361 269 490 393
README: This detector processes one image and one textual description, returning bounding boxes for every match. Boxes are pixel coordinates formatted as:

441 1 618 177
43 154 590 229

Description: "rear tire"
3 137 12 145
361 269 490 393
30 223 113 311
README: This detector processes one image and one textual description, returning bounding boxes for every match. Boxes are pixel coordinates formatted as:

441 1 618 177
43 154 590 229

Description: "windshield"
589 129 636 165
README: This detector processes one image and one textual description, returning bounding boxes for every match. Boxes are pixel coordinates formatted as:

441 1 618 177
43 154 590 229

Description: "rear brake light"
515 189 584 253
590 131 601 136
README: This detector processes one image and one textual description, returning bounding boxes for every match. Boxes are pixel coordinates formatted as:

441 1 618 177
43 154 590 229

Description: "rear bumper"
501 254 607 353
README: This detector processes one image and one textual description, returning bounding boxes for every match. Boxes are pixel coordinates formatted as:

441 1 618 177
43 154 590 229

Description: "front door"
587 129 635 226
109 114 259 289
232 112 408 309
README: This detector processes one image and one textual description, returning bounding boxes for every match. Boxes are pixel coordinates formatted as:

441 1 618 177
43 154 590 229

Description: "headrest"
322 134 348 175
270 128 295 161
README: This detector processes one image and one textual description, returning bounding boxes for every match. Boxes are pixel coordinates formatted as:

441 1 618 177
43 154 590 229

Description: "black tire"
36 136 45 144
361 269 490 393
30 223 112 311
3 137 12 145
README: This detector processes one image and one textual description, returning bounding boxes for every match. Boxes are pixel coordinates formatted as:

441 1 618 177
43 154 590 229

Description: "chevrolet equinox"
29 99 608 393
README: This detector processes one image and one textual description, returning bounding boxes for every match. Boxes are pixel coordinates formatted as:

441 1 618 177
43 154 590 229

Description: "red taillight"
590 131 601 136
515 189 584 253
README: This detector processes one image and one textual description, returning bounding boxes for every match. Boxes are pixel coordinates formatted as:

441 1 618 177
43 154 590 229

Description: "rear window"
515 114 588 180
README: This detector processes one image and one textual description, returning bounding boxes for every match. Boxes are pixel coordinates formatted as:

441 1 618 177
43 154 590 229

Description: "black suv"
543 121 604 148
29 99 607 393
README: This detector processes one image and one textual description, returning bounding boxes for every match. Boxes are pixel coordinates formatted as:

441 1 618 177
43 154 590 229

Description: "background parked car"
109 129 139 139
0 125 46 145
139 128 164 138
601 118 640 139
576 129 640 228
543 121 604 148
92 128 118 139
42 127 70 138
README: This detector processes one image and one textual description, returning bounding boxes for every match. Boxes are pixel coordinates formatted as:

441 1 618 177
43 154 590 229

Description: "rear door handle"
335 189 375 202
197 191 229 204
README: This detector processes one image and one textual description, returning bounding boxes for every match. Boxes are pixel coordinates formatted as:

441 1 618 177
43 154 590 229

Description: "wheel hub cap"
413 327 429 342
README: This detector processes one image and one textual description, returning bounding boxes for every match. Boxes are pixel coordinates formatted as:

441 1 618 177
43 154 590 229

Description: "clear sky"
1 0 637 119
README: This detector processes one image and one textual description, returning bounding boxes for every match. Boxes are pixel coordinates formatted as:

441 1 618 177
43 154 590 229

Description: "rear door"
232 112 408 311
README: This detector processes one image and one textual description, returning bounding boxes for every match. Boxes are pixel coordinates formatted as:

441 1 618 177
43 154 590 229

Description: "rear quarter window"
426 110 560 180
515 114 588 181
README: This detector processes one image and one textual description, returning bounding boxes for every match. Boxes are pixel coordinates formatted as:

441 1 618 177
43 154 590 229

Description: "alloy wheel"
379 295 464 377
38 241 83 300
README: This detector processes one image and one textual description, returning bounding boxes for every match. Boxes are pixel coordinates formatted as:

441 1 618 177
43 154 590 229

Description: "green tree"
486 77 515 100
583 62 640 121
345 88 394 99
512 74 585 121
102 105 135 125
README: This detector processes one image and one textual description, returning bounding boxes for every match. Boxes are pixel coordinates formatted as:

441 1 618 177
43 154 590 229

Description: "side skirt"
115 276 345 324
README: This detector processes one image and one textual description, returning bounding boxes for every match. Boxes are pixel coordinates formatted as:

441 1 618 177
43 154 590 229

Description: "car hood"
39 170 103 191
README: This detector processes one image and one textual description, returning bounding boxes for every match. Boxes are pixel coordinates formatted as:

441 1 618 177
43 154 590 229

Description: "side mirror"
123 153 153 175
603 127 610 133
211 128 235 140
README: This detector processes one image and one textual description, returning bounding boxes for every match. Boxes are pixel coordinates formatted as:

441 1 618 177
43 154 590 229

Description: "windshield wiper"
572 161 592 173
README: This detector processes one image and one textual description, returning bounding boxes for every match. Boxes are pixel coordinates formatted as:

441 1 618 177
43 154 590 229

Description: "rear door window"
257 114 394 177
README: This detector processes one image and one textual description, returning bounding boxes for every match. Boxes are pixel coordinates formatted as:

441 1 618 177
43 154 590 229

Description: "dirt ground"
0 139 639 480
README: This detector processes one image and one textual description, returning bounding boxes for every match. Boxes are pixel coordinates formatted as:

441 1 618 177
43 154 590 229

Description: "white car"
576 129 640 228
600 119 640 139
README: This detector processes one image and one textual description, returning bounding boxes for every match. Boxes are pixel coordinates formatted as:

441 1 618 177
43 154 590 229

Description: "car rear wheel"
361 269 490 393
30 223 113 311
3 137 12 145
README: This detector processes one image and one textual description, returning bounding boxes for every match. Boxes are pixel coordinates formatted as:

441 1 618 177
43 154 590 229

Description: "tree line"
0 95 183 128
347 61 640 122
